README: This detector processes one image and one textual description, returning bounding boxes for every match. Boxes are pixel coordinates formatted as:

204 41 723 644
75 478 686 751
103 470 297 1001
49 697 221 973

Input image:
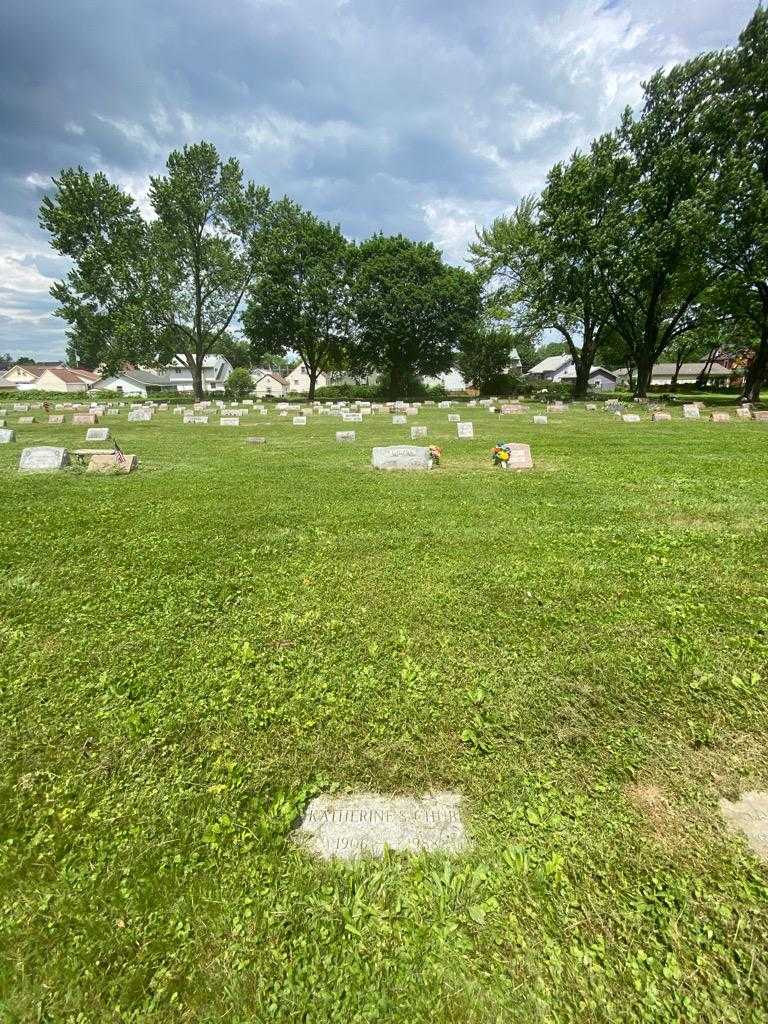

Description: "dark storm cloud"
0 0 755 358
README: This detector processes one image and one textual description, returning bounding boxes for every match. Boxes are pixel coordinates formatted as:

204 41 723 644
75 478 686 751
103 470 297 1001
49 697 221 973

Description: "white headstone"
220 417 240 426
128 408 152 422
372 445 433 470
447 414 460 423
19 446 70 472
533 415 547 425
336 431 356 442
294 792 467 861
682 404 700 419
392 415 407 425
622 414 641 423
457 421 474 439
0 429 16 444
410 425 427 439
292 416 307 426
86 427 110 441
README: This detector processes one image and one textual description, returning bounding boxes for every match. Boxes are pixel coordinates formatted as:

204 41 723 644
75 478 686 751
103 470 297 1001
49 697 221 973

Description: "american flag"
112 437 127 467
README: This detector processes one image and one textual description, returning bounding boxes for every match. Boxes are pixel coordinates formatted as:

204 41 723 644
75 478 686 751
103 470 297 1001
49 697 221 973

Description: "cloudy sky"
0 0 755 360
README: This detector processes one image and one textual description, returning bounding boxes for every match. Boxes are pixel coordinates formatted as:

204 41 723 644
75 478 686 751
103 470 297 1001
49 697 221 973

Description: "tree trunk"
308 367 318 401
191 356 204 401
573 357 591 398
634 352 653 398
389 364 405 400
742 322 768 404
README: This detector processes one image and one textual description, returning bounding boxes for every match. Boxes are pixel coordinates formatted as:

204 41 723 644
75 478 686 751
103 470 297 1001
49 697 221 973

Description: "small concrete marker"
719 791 768 863
293 792 468 861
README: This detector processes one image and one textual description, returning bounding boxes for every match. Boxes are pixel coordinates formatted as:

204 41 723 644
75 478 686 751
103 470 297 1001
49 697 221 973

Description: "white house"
525 355 617 391
424 369 468 392
94 369 174 398
250 369 289 398
614 361 732 386
286 363 328 393
164 354 233 393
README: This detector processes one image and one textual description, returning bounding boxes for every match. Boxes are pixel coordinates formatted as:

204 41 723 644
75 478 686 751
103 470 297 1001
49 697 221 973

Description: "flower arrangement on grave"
491 443 513 467
428 445 442 466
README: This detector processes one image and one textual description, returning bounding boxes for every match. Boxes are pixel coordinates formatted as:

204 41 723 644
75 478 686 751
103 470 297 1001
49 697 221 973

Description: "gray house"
525 355 617 391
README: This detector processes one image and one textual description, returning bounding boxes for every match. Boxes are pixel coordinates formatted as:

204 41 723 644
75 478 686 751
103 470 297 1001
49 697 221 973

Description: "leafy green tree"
457 324 532 392
710 7 768 402
243 200 352 400
592 55 725 397
351 234 481 399
224 365 254 400
214 333 254 369
471 154 614 399
40 141 270 400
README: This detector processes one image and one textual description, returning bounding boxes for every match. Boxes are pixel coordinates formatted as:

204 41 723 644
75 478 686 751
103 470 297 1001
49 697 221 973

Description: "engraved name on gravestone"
19 447 70 472
720 791 768 862
294 793 468 861
371 445 433 470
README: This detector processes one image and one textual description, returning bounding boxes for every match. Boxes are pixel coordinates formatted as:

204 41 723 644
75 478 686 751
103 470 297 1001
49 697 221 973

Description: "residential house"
95 368 174 398
164 354 233 393
33 366 102 392
614 361 732 387
250 369 289 398
286 363 328 393
2 364 48 389
423 369 469 392
525 355 617 391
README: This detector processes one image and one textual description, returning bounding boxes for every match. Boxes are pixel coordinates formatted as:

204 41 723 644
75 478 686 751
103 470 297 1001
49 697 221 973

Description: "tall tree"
243 200 352 400
592 54 725 397
457 324 531 393
711 8 768 403
471 153 614 399
352 234 481 398
40 142 270 399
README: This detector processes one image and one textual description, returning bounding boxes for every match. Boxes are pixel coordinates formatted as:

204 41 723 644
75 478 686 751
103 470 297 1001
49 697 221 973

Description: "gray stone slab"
372 445 433 470
246 436 267 444
682 404 700 419
410 425 427 439
72 413 97 425
294 792 467 861
336 431 356 442
622 414 641 423
498 442 533 470
719 791 768 862
533 415 547 425
86 427 110 441
392 415 407 425
652 412 672 422
0 429 16 443
48 415 65 425
17 416 35 424
220 417 240 426
447 413 461 422
343 413 363 422
128 409 152 422
457 421 474 438
292 416 307 426
19 446 70 472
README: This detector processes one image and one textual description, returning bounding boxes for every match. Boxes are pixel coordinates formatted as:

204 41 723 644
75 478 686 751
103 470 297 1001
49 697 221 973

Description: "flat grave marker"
294 792 467 861
720 791 768 863
457 421 474 439
19 447 70 472
372 445 433 470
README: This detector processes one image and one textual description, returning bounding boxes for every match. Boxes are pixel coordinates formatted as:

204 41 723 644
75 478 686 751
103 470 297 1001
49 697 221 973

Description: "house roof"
101 369 172 386
526 355 571 374
40 367 101 385
651 362 731 377
560 365 618 381
252 370 288 386
3 363 47 378
170 353 227 369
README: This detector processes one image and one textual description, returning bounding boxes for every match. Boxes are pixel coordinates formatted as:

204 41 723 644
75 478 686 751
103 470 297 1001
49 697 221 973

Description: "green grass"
1 399 767 1023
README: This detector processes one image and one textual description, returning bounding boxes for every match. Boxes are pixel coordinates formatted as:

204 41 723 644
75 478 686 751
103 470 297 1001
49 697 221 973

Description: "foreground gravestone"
457 421 474 439
128 409 152 422
410 425 427 439
719 791 768 862
498 443 533 470
336 430 356 442
87 452 138 474
293 792 467 861
0 429 16 444
372 445 433 470
19 447 70 472
86 427 110 441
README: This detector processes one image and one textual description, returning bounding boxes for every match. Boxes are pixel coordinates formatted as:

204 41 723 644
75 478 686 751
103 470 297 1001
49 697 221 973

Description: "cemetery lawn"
2 402 768 1024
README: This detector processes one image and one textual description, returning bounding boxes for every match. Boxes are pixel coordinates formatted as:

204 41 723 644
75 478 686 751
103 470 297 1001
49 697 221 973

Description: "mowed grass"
1 400 767 1023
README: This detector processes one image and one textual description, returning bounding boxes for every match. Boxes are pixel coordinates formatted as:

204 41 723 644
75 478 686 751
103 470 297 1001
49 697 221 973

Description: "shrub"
224 366 254 400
